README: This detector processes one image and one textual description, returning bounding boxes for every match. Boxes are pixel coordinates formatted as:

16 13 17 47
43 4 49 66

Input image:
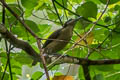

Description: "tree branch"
48 54 120 65
0 24 40 62
1 24 120 66
0 0 38 38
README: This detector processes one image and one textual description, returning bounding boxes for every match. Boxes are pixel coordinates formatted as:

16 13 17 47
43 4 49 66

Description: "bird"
43 17 81 54
32 17 81 65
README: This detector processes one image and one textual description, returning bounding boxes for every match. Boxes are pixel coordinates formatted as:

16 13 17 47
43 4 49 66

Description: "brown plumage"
32 17 81 65
43 17 81 54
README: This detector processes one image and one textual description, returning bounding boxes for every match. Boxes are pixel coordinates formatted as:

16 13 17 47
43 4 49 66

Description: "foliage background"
0 0 120 80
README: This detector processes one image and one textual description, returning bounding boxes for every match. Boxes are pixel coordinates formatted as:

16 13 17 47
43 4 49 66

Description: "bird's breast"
44 27 73 54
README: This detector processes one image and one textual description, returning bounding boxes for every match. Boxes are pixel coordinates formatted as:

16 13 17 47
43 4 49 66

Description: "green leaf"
103 33 120 58
86 0 101 4
14 53 32 64
78 66 86 79
35 0 51 10
7 4 22 16
94 65 114 72
0 12 2 22
114 5 120 11
89 51 102 59
67 47 88 58
71 0 82 3
55 0 68 9
47 11 58 20
76 1 97 18
93 74 104 80
24 8 33 17
0 66 1 69
106 72 120 80
38 24 52 37
67 48 81 57
54 72 63 76
24 20 40 33
31 71 43 80
114 14 120 32
104 16 111 23
99 0 119 4
35 3 48 10
50 65 59 70
93 24 107 41
0 72 9 80
12 65 21 69
114 64 120 70
6 0 16 2
10 59 22 75
0 52 7 58
111 33 120 45
13 20 39 37
12 24 27 37
21 0 38 9
6 4 22 26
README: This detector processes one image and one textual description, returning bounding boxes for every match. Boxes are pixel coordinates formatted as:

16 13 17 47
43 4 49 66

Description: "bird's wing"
42 28 62 48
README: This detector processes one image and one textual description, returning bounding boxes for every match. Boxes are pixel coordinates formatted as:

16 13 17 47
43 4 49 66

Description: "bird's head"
63 16 82 28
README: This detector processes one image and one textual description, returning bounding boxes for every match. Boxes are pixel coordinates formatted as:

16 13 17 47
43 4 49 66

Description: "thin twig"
37 39 50 80
54 0 120 33
8 44 13 80
1 60 8 80
0 1 38 38
85 0 110 58
1 3 9 80
1 2 13 79
47 0 110 71
62 0 68 20
0 1 51 79
32 13 60 24
52 0 63 26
